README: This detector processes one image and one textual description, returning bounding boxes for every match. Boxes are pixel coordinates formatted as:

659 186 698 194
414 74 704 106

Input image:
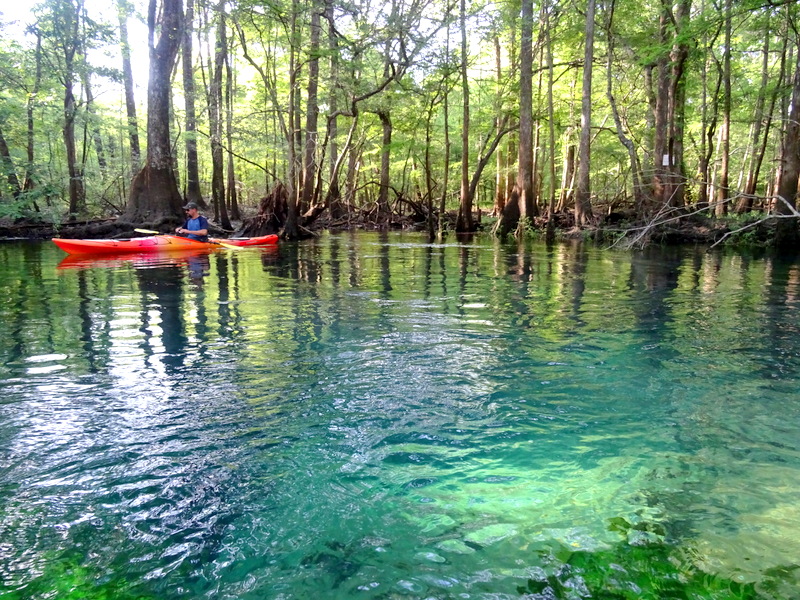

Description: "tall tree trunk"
225 36 240 222
715 0 731 217
64 75 85 216
493 34 506 217
775 40 800 250
123 0 184 226
439 18 451 239
283 0 300 239
545 0 556 218
301 3 321 214
118 0 140 174
696 0 719 211
509 0 536 227
652 0 690 212
455 0 473 232
210 2 231 230
574 0 595 226
667 0 691 209
493 0 532 237
181 0 204 207
325 2 343 219
425 97 436 239
532 36 544 218
55 0 86 216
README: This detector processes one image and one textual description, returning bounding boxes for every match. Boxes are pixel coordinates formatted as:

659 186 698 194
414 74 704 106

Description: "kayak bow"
54 235 223 255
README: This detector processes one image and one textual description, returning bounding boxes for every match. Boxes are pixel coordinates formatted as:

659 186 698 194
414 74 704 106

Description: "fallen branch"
610 191 799 250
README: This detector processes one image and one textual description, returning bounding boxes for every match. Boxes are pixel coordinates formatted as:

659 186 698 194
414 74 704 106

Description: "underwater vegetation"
516 518 800 600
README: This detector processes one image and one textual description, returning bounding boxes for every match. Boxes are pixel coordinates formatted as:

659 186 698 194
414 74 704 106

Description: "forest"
0 0 799 247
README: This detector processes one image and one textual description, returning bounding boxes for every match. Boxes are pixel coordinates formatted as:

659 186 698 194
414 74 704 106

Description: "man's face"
185 208 199 218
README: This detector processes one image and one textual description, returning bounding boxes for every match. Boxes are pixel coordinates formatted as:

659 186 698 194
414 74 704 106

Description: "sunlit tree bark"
455 0 472 232
493 34 506 217
225 31 240 221
123 0 184 226
775 39 800 249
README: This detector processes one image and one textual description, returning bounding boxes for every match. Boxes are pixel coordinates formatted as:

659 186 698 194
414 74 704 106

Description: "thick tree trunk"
666 0 691 209
775 44 800 250
509 0 536 226
123 0 184 226
493 0 532 237
652 0 690 212
574 0 595 226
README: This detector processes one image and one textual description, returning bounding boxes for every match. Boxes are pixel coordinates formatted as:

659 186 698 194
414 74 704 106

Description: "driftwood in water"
234 183 288 237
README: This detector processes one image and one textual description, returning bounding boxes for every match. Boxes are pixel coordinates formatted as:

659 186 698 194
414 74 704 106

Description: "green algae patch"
516 518 795 600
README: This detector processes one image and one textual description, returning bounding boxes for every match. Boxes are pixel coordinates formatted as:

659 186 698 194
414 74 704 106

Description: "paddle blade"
216 241 242 250
134 228 160 235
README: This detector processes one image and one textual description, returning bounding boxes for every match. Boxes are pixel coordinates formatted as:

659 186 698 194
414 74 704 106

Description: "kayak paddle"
134 228 241 250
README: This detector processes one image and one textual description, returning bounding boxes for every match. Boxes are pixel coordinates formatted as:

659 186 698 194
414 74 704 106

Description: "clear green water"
1 233 800 599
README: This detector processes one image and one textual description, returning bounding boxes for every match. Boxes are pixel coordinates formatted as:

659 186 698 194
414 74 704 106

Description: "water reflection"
1 235 800 599
56 249 215 271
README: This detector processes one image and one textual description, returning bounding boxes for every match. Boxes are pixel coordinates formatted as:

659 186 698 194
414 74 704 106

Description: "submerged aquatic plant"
516 517 795 600
0 549 156 600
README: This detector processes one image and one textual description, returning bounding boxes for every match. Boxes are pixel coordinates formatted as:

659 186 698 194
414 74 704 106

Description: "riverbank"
0 209 785 250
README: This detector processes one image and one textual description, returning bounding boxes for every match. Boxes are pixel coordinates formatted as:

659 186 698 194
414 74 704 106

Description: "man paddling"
176 202 209 242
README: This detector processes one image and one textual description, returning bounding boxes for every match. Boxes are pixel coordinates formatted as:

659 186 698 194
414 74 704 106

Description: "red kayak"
53 234 278 255
210 234 279 247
